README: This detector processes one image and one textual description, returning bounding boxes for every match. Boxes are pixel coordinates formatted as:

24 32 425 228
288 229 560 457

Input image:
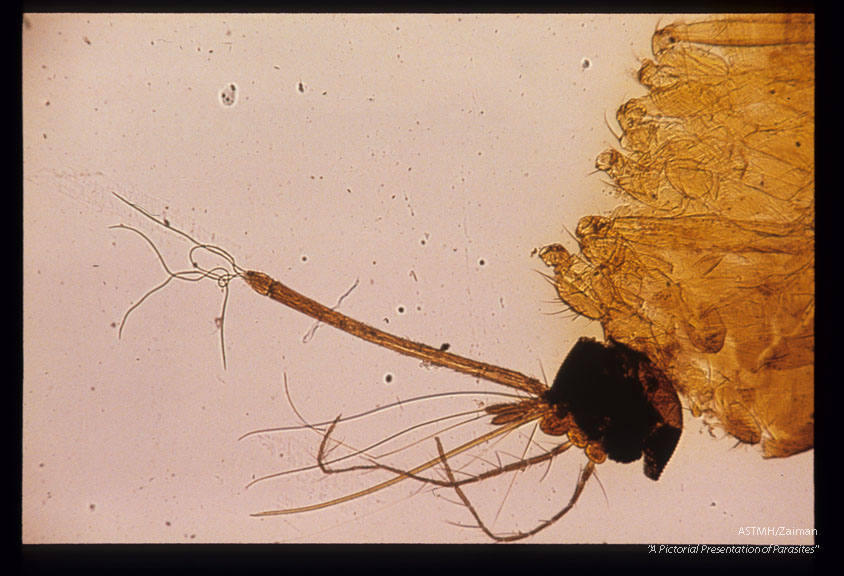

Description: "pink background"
23 14 813 543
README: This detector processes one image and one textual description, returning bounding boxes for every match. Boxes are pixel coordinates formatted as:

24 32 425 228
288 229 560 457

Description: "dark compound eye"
544 337 682 480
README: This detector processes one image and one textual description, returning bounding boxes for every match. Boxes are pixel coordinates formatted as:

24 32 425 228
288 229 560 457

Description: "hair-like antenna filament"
253 416 531 516
242 384 521 489
238 389 522 441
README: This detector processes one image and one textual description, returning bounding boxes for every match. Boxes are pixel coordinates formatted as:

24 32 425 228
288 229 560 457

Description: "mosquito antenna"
238 389 522 440
315 412 575 491
244 410 489 489
245 376 511 485
250 417 529 517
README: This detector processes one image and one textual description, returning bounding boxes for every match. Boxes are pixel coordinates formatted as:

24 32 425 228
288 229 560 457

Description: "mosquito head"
543 337 682 480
